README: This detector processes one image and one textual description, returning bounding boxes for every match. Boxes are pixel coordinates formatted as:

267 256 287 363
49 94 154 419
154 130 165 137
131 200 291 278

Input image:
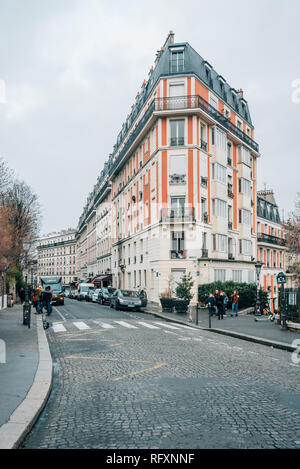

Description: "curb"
143 308 297 353
0 316 53 449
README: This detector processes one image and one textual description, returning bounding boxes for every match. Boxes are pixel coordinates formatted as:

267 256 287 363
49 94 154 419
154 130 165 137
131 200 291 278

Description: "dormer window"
170 48 184 73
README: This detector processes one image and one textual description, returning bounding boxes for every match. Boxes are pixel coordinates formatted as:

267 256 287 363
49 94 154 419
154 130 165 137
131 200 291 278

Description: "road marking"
93 321 115 328
53 306 67 322
164 331 178 335
175 324 199 330
73 322 90 330
114 321 138 329
52 323 67 333
113 362 167 382
137 322 160 329
178 337 192 341
153 322 181 330
192 338 203 342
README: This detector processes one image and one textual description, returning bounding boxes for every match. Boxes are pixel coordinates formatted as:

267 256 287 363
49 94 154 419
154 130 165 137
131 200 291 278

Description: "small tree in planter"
159 277 174 312
174 273 194 313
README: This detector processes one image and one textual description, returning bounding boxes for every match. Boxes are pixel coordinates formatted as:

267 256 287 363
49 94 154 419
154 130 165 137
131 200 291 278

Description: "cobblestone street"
23 300 300 449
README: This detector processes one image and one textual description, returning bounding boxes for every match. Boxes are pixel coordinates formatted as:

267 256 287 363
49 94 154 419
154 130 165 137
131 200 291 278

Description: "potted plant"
159 277 174 312
174 273 194 313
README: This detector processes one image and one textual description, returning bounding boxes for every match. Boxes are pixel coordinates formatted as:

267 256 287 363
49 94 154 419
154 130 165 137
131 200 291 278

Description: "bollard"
195 303 199 326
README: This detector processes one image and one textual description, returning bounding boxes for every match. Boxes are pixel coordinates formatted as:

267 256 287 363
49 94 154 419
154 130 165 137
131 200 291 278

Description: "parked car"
92 288 101 303
98 287 116 305
110 289 142 311
86 289 95 302
64 289 71 298
74 289 78 299
77 283 94 301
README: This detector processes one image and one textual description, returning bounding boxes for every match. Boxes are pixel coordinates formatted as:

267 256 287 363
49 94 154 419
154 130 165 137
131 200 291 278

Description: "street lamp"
255 261 263 315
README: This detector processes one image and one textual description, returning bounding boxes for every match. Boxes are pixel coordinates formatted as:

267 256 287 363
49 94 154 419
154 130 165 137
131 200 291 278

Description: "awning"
91 275 111 285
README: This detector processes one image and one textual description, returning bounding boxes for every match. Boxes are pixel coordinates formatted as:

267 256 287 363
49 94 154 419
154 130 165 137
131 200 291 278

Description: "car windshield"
94 289 101 294
44 283 61 292
120 290 139 298
81 286 92 292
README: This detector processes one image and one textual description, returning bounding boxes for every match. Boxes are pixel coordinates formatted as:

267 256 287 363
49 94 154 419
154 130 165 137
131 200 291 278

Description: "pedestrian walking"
42 286 53 315
19 287 25 304
216 291 224 320
205 293 216 317
231 290 239 317
223 292 229 316
34 286 43 314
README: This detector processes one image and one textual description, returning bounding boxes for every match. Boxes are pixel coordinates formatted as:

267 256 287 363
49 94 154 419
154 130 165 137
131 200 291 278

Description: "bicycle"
254 306 275 322
23 302 31 328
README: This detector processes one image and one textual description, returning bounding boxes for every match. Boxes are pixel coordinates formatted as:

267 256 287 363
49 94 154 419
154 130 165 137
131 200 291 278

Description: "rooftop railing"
257 233 286 247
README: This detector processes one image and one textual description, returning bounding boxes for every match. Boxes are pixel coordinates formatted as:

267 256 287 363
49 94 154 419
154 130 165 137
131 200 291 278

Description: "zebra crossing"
51 319 196 335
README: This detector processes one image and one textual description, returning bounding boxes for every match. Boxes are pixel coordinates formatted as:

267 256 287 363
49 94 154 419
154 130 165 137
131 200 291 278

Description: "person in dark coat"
216 291 224 320
205 293 216 316
19 288 25 304
42 286 53 315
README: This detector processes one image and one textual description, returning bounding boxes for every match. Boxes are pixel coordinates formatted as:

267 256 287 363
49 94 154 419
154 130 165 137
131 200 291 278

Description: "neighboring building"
37 229 77 286
256 190 287 311
76 31 261 303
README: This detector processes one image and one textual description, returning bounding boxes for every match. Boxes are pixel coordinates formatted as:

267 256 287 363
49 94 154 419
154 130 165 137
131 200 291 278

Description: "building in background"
37 229 77 286
75 31 261 303
256 190 287 311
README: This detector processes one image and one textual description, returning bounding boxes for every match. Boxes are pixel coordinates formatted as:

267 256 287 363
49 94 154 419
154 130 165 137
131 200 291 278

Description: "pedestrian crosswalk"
51 319 196 335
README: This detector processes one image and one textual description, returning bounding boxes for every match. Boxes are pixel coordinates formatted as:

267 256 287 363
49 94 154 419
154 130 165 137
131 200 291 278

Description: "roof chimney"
237 88 244 99
164 30 175 47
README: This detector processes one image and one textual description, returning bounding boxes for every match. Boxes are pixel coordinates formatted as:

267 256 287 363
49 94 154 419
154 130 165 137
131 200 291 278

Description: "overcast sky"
0 0 299 235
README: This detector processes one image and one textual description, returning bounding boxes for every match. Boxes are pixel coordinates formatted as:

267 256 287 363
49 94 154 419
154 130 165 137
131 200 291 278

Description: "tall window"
240 239 251 255
170 51 184 73
172 231 185 254
214 269 226 282
241 146 251 166
213 234 227 252
212 163 226 184
232 270 242 282
239 178 251 196
170 120 185 146
169 155 186 184
216 127 227 150
239 209 251 225
212 198 227 218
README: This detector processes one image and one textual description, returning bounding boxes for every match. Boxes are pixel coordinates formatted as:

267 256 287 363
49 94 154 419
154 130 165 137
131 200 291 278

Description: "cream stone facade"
37 229 77 286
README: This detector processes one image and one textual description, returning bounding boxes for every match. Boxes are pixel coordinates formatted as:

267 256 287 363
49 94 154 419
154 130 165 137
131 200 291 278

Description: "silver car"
110 290 142 311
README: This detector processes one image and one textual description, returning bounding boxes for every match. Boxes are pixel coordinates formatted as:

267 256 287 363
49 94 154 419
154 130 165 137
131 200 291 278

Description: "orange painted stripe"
218 100 224 114
162 150 168 207
163 79 167 109
230 111 236 125
188 116 193 144
197 117 199 146
195 79 209 101
271 251 273 267
277 252 279 268
243 122 246 134
270 276 274 313
136 151 139 172
125 194 128 233
261 224 265 234
232 143 237 168
130 187 133 233
188 149 194 207
156 125 158 149
264 275 267 292
207 156 211 223
251 128 254 139
161 118 167 146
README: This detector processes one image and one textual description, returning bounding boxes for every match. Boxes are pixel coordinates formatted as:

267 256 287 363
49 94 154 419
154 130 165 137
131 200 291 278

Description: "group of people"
19 285 53 315
205 290 239 320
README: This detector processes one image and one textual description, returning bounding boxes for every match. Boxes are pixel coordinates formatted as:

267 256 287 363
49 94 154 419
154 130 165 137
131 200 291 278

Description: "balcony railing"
201 249 208 258
200 139 207 151
228 221 233 230
257 233 286 247
169 173 186 185
109 94 259 178
155 95 259 152
160 207 195 222
170 250 186 259
170 137 184 146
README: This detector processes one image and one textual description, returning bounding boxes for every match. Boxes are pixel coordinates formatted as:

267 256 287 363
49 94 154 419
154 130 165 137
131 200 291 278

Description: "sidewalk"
0 305 52 449
144 303 299 352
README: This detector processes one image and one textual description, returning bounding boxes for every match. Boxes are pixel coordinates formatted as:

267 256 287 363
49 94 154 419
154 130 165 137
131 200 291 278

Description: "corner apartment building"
37 229 77 286
256 190 287 311
76 31 260 303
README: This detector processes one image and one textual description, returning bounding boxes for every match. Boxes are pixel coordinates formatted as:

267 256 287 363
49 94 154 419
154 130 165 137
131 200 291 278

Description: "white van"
77 283 95 301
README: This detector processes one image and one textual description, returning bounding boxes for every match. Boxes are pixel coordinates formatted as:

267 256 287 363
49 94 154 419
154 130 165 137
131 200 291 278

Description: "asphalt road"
22 299 300 449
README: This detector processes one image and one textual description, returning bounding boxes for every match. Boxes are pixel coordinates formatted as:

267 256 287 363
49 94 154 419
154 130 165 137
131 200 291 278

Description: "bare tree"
284 193 300 287
3 180 41 268
0 157 13 197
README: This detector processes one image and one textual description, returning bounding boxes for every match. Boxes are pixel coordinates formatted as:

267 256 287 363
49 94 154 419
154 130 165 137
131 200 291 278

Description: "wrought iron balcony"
257 233 286 247
160 207 195 222
228 253 235 260
200 139 207 151
201 249 208 258
170 137 184 146
170 250 186 259
228 221 233 230
169 173 186 185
